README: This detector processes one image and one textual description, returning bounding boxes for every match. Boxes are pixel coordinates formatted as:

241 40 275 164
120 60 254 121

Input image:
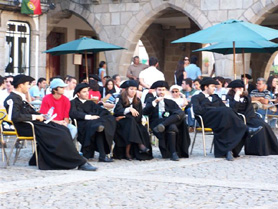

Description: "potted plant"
203 57 209 67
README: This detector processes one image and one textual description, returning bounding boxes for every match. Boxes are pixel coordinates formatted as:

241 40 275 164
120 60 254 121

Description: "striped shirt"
250 89 271 100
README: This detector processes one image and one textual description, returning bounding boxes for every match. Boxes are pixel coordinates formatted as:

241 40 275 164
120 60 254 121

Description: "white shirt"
0 89 9 107
64 89 75 100
139 66 165 88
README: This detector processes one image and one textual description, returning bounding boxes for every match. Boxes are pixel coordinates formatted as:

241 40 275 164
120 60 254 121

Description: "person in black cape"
226 79 278 156
143 80 190 161
4 75 97 171
70 83 116 162
113 80 153 161
191 78 262 161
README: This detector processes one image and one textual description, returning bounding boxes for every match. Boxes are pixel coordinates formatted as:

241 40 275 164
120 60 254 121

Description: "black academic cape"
191 92 248 157
143 97 190 158
69 98 116 154
227 94 278 156
113 96 153 160
4 92 86 170
247 83 256 94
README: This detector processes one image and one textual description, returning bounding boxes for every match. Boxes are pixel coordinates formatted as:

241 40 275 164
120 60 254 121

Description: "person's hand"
115 116 125 121
90 115 100 120
179 93 185 98
36 115 44 122
130 107 139 117
155 97 164 103
55 120 67 126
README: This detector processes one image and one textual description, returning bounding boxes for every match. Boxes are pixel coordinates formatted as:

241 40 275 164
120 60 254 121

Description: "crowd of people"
0 55 278 171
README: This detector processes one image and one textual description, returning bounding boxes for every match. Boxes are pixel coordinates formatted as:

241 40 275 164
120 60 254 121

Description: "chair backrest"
0 111 6 121
0 109 10 122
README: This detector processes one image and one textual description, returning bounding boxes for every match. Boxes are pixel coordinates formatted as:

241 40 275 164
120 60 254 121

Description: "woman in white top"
169 85 188 109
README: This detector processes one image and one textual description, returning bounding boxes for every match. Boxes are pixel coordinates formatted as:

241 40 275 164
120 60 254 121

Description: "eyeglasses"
184 59 189 61
171 91 179 93
5 80 12 83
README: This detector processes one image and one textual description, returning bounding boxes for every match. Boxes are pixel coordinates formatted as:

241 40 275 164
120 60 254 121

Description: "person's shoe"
139 147 150 154
0 141 7 148
226 151 234 161
248 126 263 137
153 124 165 133
99 156 114 163
97 125 105 132
78 162 98 171
170 152 179 161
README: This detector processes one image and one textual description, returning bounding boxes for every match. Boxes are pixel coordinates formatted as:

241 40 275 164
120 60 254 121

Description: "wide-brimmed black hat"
241 74 252 79
120 80 138 88
74 83 90 96
227 79 244 88
12 74 34 88
150 80 169 90
89 74 101 82
200 77 219 86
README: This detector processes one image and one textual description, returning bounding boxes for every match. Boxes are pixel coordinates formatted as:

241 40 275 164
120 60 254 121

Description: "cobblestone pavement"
1 133 278 209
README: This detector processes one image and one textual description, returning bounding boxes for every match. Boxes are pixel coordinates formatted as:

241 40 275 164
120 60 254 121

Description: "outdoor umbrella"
193 40 278 77
45 37 125 82
172 19 278 78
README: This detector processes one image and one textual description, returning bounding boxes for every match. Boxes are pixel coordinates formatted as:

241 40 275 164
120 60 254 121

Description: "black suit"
191 92 248 157
70 98 116 159
4 92 86 170
143 97 190 158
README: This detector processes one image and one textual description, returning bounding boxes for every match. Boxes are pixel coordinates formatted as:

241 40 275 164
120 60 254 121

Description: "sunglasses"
171 91 179 93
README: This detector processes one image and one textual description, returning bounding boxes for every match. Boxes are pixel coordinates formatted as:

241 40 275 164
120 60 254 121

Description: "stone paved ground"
1 133 278 209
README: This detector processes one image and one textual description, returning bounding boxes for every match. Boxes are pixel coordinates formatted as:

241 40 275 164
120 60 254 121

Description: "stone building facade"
0 0 278 84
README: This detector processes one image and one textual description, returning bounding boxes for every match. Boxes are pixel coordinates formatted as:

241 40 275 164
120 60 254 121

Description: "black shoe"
248 126 263 137
78 162 98 171
99 156 114 163
226 151 234 161
170 152 179 161
153 124 165 133
125 156 132 161
139 147 150 154
97 125 105 132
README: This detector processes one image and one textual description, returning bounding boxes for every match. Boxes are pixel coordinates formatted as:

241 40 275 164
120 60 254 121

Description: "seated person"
213 76 228 98
170 84 188 109
250 77 278 127
191 78 262 161
88 80 101 102
227 80 278 156
70 83 116 162
241 74 255 94
113 80 153 161
4 75 96 171
40 78 77 140
143 81 191 161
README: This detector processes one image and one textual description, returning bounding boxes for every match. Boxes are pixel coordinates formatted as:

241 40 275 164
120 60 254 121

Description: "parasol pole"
242 49 246 89
233 41 236 80
85 51 89 83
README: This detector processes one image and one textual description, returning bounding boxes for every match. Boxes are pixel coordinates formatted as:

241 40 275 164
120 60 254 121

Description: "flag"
21 0 42 15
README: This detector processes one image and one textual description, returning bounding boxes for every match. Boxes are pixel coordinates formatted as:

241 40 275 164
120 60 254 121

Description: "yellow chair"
0 109 38 167
0 110 8 165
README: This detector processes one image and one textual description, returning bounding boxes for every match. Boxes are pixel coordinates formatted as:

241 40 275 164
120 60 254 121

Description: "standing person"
191 78 262 161
184 55 201 80
29 77 47 101
227 80 278 156
113 80 153 161
64 76 77 100
174 61 185 86
40 78 77 139
98 61 107 86
139 57 165 103
241 74 255 94
70 83 116 162
143 81 190 161
126 56 148 81
4 75 97 171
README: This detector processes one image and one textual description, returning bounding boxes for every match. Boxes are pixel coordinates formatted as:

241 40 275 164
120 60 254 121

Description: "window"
5 21 30 75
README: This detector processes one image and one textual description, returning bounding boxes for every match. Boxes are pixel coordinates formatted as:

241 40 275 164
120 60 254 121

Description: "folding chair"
0 110 8 165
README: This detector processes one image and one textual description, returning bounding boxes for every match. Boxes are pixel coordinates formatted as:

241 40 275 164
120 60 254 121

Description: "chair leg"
13 145 22 165
190 131 197 155
210 138 214 153
202 130 206 157
7 138 18 166
1 135 8 167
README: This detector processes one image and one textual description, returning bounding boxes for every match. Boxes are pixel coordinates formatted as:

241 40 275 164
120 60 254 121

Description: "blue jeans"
67 123 77 139
257 108 278 128
185 108 195 127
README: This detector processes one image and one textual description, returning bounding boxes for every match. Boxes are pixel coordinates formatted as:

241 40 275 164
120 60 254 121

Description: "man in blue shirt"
184 55 201 80
29 77 46 101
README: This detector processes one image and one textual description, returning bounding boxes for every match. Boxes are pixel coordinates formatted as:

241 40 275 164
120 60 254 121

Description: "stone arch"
237 2 278 80
117 0 211 77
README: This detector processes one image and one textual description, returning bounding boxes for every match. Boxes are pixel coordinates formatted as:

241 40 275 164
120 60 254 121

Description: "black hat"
74 83 90 96
227 79 244 88
89 74 101 82
241 74 252 79
200 77 219 86
120 80 138 88
150 81 169 90
12 74 34 88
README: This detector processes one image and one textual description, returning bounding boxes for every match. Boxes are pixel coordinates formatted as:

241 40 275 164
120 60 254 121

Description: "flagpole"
33 15 39 81
233 41 236 80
